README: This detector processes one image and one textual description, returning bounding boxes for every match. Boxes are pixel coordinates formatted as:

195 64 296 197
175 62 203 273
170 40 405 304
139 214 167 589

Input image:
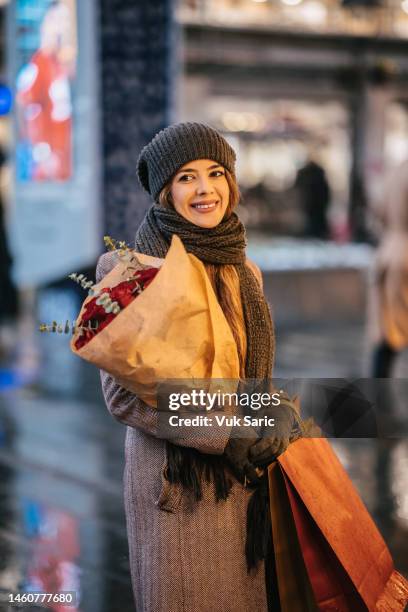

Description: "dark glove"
248 393 301 467
223 426 262 486
224 393 301 483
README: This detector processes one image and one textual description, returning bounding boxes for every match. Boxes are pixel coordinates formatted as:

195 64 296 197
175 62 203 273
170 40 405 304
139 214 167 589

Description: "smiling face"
169 159 230 228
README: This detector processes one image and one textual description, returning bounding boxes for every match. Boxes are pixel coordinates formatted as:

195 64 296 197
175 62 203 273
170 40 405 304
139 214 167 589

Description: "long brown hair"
158 169 247 377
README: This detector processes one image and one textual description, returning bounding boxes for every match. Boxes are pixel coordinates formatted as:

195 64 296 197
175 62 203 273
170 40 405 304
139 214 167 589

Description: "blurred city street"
1 0 408 610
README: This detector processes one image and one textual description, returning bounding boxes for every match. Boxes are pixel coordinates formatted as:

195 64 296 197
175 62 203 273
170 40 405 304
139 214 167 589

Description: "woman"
370 159 408 377
97 122 299 612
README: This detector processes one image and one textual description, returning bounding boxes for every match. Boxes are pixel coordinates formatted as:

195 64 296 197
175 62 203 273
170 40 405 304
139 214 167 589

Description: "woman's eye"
211 170 225 177
179 174 194 182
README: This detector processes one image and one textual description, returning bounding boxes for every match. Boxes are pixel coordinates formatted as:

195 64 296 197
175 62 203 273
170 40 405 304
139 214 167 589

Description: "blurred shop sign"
0 84 12 115
7 0 101 286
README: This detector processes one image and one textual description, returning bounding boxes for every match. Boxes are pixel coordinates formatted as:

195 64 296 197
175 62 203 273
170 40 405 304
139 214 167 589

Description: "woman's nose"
196 174 214 194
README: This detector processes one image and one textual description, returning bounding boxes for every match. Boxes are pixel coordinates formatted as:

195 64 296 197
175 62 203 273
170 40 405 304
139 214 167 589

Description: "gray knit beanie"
136 122 236 201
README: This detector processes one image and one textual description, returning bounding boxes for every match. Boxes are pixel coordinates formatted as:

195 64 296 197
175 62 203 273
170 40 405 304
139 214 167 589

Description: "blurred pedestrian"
369 159 408 377
295 157 331 239
0 147 18 355
349 172 372 243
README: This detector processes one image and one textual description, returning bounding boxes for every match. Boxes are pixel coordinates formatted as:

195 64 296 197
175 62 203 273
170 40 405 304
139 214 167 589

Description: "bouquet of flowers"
39 236 160 346
40 234 240 407
71 260 159 351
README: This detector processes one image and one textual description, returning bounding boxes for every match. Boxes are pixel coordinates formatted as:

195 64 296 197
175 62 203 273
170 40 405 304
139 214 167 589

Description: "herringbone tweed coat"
97 252 269 612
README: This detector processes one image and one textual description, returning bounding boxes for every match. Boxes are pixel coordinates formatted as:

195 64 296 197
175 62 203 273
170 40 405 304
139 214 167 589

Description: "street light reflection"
21 500 81 612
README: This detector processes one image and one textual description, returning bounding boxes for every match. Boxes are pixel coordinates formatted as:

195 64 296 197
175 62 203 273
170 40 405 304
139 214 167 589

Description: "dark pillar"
349 95 370 243
99 0 176 244
347 61 395 243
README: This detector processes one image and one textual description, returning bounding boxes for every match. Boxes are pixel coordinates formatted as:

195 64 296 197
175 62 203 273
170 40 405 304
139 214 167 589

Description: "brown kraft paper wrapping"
71 235 240 406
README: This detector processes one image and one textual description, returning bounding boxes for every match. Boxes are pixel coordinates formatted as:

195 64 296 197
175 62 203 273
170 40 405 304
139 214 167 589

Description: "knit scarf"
135 203 274 378
135 203 275 560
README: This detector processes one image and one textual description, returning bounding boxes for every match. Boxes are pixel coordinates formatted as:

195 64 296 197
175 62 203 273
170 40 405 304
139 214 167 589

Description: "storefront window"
178 0 408 38
182 91 351 239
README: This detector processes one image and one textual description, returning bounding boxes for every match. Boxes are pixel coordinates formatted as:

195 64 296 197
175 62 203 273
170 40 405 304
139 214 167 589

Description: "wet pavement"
0 317 407 611
0 364 134 612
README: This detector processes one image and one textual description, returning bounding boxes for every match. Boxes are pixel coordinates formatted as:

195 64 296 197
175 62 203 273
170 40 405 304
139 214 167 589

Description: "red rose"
74 312 115 350
81 289 111 323
133 267 159 288
74 265 159 350
110 280 136 308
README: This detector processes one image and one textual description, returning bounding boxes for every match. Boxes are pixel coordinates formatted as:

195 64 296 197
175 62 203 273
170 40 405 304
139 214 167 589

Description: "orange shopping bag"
269 437 408 611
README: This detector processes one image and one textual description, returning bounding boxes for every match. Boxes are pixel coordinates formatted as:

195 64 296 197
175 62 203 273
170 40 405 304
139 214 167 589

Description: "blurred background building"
0 0 407 271
0 0 408 336
176 0 408 242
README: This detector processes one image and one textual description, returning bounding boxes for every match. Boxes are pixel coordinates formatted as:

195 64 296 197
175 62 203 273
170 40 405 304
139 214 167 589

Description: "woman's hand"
223 428 262 486
248 394 301 468
224 392 302 484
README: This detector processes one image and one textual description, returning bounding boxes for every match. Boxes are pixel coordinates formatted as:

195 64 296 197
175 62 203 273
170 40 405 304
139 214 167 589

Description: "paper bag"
268 462 318 612
272 437 408 611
